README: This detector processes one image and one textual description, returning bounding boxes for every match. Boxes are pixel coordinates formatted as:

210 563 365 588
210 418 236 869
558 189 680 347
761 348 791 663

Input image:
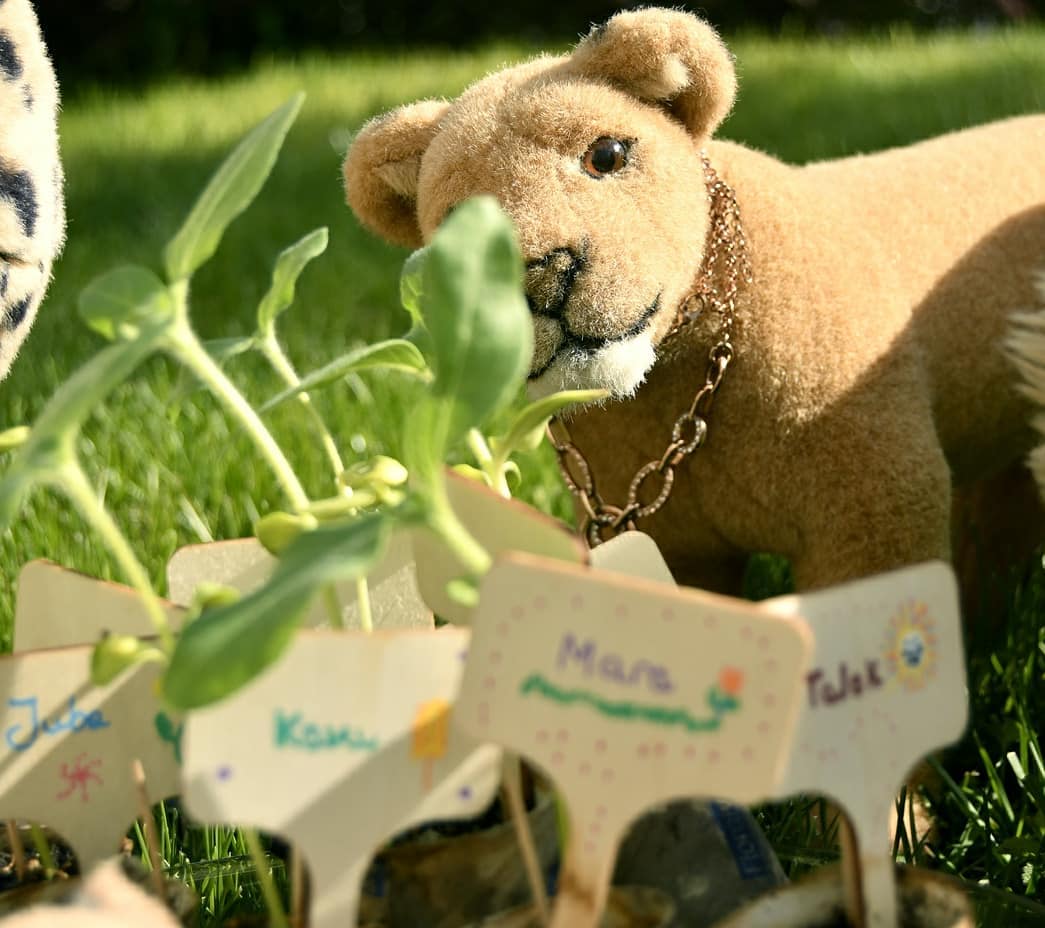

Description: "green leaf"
419 196 532 460
78 265 175 341
0 326 165 527
257 227 329 336
162 511 391 709
204 336 256 364
400 246 428 328
260 339 428 412
164 93 305 282
496 388 609 456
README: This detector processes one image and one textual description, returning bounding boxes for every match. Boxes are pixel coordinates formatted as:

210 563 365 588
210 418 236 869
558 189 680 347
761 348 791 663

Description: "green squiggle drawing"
519 674 739 733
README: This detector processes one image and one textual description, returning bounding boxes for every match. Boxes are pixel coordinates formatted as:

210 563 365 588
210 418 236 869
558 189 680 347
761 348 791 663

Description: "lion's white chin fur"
527 333 657 403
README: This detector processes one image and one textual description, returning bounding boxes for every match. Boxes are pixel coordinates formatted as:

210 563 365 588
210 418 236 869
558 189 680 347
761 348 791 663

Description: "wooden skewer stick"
5 821 26 882
839 813 866 928
502 753 550 926
131 759 166 901
290 847 307 928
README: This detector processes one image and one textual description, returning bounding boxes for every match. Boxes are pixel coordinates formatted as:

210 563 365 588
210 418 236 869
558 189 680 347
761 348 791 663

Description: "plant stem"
425 477 492 578
467 428 493 467
28 824 56 877
58 460 174 653
242 828 289 928
467 429 511 497
356 577 373 633
260 335 346 480
168 320 309 513
322 585 344 630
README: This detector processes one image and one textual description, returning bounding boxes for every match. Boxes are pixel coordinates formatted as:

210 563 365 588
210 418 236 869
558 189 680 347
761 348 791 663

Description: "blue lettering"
5 697 40 751
5 696 110 753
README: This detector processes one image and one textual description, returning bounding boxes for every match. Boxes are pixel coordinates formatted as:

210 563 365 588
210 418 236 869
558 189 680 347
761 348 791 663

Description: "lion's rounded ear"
343 100 450 249
569 9 737 140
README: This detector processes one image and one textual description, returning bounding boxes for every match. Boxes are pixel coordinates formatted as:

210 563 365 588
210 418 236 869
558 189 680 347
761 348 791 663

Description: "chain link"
547 153 750 547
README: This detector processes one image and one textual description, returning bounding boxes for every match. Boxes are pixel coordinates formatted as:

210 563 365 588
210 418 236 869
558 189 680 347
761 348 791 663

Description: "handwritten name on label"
274 710 379 753
182 630 504 928
801 600 941 710
5 696 110 752
761 565 966 928
458 554 811 928
764 567 966 806
0 647 180 869
805 661 885 708
556 633 675 693
460 553 810 812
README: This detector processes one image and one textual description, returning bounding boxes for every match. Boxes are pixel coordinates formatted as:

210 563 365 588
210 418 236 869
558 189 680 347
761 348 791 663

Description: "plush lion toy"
344 8 1045 607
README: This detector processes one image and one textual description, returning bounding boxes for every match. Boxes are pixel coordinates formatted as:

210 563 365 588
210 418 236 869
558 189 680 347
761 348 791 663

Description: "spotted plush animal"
0 0 63 381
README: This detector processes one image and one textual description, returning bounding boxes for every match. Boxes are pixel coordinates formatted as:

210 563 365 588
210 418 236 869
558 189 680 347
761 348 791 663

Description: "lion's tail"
1005 271 1045 498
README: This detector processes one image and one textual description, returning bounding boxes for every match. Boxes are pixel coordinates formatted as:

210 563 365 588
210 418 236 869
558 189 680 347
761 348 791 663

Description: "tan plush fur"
0 0 64 382
344 9 1045 600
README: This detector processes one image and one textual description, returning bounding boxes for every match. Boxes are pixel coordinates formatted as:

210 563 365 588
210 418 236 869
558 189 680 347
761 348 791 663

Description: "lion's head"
344 9 736 399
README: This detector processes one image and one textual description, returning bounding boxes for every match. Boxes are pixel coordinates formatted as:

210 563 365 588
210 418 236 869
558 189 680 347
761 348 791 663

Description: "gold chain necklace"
547 152 751 548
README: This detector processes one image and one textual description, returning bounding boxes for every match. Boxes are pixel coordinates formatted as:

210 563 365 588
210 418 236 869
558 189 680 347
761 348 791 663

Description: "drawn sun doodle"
882 600 938 691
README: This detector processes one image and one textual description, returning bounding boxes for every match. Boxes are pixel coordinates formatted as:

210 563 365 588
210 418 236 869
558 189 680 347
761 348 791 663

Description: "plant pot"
365 789 560 928
613 800 785 928
465 885 675 927
713 863 972 928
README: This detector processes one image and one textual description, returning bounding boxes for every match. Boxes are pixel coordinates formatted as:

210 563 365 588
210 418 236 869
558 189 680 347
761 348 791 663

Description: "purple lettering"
599 654 627 684
806 670 824 707
646 667 675 694
557 634 596 675
866 660 884 688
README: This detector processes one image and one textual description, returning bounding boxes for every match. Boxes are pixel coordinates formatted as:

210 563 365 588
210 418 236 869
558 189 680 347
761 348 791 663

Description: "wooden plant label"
457 553 812 928
0 647 180 867
412 471 587 624
181 628 502 928
167 532 433 631
14 560 184 652
762 562 966 928
588 531 676 585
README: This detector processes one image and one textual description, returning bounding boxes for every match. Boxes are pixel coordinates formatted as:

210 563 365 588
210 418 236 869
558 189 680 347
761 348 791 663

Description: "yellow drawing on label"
882 600 938 692
411 698 452 791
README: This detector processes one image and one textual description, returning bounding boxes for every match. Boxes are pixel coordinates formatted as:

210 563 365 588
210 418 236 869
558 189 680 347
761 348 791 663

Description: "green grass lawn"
2 25 1045 924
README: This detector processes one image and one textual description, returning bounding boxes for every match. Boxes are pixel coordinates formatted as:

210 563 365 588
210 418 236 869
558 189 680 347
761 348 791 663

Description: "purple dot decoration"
458 786 473 801
216 765 234 782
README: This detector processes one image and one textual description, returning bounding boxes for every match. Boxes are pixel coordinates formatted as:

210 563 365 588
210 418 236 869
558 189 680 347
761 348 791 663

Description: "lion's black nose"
524 247 585 318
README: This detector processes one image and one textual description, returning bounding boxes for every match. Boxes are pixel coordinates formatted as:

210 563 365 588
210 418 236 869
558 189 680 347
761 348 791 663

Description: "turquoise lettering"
273 710 377 753
275 710 302 747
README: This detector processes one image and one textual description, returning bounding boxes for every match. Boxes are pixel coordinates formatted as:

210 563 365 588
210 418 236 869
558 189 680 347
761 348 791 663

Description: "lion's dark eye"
582 137 629 177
